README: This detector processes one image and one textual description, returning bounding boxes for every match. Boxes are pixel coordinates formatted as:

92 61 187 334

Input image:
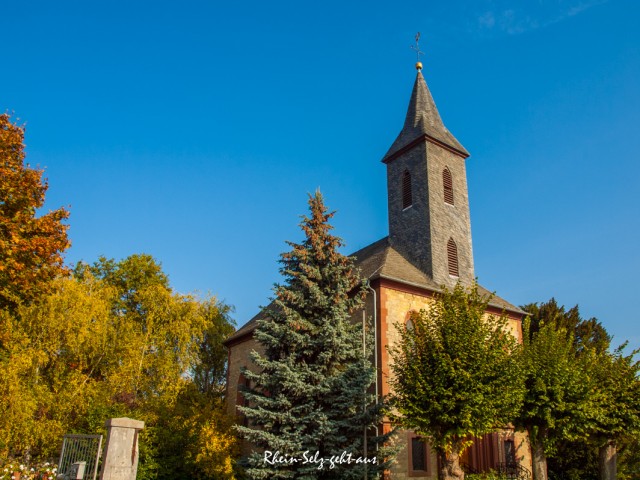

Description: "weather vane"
410 32 424 71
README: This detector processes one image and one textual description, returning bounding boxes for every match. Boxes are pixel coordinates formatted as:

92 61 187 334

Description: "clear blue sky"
2 0 639 348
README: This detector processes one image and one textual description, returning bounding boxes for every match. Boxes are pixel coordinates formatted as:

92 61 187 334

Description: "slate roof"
383 70 469 161
225 237 525 344
352 237 524 314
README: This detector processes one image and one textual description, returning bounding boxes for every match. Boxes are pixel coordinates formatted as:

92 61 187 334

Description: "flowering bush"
0 461 58 480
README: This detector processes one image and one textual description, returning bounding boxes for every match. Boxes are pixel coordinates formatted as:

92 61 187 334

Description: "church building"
225 60 533 479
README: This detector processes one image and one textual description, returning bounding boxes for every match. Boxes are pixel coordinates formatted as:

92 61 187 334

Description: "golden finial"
411 32 424 71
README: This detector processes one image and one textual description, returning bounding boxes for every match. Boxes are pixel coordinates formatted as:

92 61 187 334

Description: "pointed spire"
383 70 469 162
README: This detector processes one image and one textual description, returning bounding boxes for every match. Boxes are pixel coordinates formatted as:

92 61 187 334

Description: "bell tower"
383 62 474 287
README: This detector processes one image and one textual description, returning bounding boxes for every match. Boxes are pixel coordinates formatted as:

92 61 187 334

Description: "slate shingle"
383 71 469 162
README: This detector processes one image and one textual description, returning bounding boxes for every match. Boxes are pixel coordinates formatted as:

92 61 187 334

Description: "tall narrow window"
237 373 251 426
443 168 454 205
447 238 459 277
408 433 431 475
402 170 412 209
504 439 516 466
411 437 427 471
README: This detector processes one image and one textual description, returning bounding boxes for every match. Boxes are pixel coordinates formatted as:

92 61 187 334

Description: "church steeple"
384 65 474 287
383 70 469 163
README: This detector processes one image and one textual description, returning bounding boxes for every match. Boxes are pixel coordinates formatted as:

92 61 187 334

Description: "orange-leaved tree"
0 113 70 310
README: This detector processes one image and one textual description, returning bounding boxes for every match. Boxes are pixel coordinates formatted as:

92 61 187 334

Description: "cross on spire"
410 32 424 70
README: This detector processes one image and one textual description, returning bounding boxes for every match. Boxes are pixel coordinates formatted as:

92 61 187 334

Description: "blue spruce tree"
235 192 394 479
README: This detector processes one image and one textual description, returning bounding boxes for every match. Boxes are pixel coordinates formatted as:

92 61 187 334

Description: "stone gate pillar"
99 417 144 480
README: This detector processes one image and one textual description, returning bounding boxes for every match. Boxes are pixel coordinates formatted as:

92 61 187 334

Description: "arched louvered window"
402 170 412 209
447 238 459 277
443 168 454 205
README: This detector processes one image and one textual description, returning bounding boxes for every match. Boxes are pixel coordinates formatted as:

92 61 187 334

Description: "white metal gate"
58 434 103 480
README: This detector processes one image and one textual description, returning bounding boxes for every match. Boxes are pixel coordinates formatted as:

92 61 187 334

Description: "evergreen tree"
236 192 393 479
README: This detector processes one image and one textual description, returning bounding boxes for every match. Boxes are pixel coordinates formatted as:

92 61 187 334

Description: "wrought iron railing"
495 462 532 480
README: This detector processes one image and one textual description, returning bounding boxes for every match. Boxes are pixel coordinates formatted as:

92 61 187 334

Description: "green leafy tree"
0 113 70 311
194 301 236 399
590 345 640 480
521 299 610 354
515 320 595 480
618 436 640 480
75 254 170 317
520 299 640 480
542 439 599 480
236 192 394 479
388 283 524 480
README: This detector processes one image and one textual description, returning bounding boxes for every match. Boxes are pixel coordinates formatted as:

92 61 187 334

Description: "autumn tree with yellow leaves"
0 257 240 479
0 114 240 479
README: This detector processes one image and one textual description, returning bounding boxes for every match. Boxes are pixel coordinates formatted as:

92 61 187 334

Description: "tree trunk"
599 440 617 480
438 444 465 480
531 440 547 480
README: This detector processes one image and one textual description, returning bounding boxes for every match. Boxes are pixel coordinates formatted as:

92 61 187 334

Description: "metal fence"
58 434 103 480
495 462 532 480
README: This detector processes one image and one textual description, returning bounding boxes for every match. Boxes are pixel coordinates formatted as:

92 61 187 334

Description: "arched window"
402 170 412 209
405 310 417 331
443 168 454 205
406 318 414 331
447 238 459 277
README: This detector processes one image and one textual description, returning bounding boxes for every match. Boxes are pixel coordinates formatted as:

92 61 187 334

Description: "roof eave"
373 272 526 317
382 133 470 164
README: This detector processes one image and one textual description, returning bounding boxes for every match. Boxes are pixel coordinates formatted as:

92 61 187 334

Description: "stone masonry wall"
424 142 474 287
387 142 434 279
225 284 531 477
227 336 261 418
379 285 532 478
386 139 474 289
